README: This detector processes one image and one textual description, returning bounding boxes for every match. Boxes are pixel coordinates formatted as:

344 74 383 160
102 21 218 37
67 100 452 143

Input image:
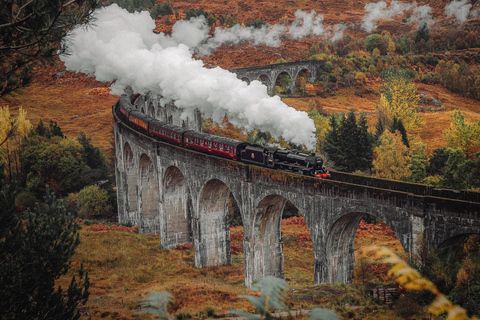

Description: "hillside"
2 0 480 319
2 0 480 154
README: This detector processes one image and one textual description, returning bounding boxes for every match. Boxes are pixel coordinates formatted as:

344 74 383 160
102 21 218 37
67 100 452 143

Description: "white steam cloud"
165 9 343 55
60 4 317 149
445 0 472 23
362 1 433 33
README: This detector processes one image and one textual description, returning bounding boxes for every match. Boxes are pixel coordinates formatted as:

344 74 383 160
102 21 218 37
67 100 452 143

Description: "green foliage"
444 110 480 157
441 148 470 190
36 119 64 139
76 185 111 218
77 131 109 186
323 111 374 172
105 0 155 13
14 190 36 210
408 142 427 183
365 34 383 53
1 0 99 95
20 135 86 197
0 182 89 319
378 68 423 134
150 2 173 18
245 18 266 29
415 21 430 44
425 53 439 66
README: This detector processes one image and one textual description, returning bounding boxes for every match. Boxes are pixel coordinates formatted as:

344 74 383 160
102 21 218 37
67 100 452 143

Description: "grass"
56 217 413 320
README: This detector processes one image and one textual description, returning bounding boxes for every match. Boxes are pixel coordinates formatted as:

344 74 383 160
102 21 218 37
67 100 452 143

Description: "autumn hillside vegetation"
2 0 480 319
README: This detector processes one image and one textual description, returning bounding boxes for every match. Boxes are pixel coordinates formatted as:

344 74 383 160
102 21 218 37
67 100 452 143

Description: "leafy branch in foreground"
229 276 289 320
136 291 174 320
361 245 479 320
230 276 339 320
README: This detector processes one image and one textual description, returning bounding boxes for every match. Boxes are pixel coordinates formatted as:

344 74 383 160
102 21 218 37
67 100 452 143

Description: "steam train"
114 98 330 178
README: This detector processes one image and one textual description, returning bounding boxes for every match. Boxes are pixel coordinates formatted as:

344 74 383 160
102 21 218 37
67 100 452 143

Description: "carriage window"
208 141 212 148
213 142 218 149
219 144 223 151
196 138 199 144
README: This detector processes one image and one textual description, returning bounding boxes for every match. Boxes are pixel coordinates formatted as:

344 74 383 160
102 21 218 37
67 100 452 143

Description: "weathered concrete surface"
114 105 480 288
230 60 325 96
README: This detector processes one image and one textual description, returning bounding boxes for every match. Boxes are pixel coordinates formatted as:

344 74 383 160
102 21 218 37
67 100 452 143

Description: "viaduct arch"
114 95 480 287
230 60 325 96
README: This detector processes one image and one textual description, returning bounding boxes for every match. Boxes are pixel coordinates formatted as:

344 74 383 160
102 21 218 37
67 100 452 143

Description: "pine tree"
338 110 358 171
1 0 99 95
353 114 374 172
392 117 409 148
323 114 343 168
409 142 428 183
0 177 89 319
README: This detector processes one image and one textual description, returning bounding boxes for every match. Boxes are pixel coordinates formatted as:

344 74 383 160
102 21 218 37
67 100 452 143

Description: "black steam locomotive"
114 97 330 178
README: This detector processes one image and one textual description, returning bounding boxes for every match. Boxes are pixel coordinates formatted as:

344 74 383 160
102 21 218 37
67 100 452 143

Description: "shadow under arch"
195 178 237 268
294 68 312 95
251 194 288 282
123 141 138 224
436 233 480 262
139 153 159 234
274 71 293 94
163 166 193 249
326 213 406 284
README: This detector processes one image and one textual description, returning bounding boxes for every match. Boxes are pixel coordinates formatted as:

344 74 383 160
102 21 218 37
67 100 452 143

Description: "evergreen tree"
409 142 428 183
392 117 409 147
324 112 373 172
0 177 89 319
427 147 449 176
338 110 358 171
323 114 343 168
1 0 99 96
375 117 386 141
415 21 430 44
353 114 374 172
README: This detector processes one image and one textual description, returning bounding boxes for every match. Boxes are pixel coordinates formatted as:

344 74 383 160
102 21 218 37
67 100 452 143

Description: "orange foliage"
176 243 193 250
85 223 139 233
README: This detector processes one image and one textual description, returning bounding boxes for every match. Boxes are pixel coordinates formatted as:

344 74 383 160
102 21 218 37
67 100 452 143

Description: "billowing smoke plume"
60 4 317 149
445 0 472 23
166 9 343 55
362 1 433 33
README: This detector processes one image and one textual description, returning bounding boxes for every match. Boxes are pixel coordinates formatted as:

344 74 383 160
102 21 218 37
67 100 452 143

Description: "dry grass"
57 218 408 320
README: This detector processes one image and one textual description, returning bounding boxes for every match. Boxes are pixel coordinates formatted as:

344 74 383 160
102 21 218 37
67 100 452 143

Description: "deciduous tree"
444 110 480 158
0 106 32 180
372 130 411 180
377 68 423 135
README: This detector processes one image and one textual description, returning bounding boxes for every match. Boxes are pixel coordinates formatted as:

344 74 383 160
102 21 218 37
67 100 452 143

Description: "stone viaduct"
113 93 480 288
230 60 325 96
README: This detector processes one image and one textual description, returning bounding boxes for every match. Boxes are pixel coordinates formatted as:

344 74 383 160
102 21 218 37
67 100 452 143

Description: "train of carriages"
114 98 330 178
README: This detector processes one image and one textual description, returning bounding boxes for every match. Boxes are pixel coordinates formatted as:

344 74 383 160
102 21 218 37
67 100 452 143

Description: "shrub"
76 185 111 219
